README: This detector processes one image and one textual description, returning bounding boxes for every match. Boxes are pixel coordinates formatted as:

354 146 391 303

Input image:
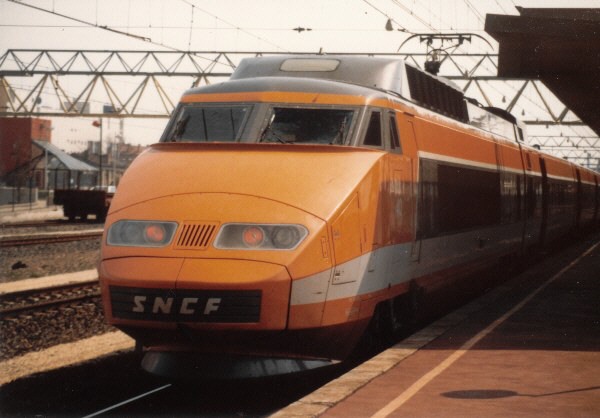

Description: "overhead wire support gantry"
0 49 586 126
0 48 596 168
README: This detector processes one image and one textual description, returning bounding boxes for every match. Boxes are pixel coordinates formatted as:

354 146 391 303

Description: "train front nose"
100 191 325 333
99 191 334 378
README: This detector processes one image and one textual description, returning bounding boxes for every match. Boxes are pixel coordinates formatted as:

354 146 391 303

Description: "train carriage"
99 55 599 378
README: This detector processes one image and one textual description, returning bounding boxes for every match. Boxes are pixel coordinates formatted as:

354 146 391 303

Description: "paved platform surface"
275 233 600 417
0 269 98 295
0 201 64 224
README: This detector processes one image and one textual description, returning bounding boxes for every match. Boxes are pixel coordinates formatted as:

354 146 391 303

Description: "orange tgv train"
99 56 599 378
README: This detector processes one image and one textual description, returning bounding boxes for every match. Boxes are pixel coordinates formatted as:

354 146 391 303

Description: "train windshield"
260 107 354 145
165 105 250 142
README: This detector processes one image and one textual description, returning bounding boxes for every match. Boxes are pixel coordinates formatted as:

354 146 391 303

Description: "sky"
1 0 598 152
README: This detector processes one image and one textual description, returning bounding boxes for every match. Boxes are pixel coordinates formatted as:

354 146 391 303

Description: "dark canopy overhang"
485 8 600 135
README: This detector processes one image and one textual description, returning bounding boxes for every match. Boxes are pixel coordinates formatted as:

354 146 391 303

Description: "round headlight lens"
271 226 300 249
120 222 143 244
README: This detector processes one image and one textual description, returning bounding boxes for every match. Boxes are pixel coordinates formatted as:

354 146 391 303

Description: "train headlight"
214 224 308 250
242 226 265 248
107 220 178 247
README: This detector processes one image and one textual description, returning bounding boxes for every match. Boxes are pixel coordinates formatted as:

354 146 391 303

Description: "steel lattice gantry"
0 49 597 169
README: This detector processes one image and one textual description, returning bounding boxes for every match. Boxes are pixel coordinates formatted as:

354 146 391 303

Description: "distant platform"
0 202 64 224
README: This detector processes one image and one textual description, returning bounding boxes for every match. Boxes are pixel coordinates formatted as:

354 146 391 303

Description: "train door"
521 149 540 252
385 111 414 246
393 112 419 262
496 140 526 255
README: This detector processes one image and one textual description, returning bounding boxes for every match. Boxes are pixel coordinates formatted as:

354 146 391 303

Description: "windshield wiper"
259 114 293 143
330 118 347 145
169 114 190 141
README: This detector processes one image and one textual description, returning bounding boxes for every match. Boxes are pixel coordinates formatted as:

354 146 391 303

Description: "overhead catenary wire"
178 0 289 51
361 0 414 33
388 0 438 32
5 0 214 64
7 0 153 45
463 0 485 24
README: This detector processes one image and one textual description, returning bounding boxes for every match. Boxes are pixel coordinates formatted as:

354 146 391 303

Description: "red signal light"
242 226 264 247
144 224 166 243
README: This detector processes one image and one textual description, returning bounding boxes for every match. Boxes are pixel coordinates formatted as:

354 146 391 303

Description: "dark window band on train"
418 159 501 239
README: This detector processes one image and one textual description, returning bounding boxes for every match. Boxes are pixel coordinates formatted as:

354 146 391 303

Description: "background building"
0 116 146 206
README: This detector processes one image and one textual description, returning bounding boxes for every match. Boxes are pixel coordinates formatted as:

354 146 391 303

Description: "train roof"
184 74 388 100
231 55 407 93
234 55 469 123
183 55 525 143
186 55 468 119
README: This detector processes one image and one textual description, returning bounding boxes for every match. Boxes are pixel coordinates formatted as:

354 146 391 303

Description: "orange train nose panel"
109 143 384 221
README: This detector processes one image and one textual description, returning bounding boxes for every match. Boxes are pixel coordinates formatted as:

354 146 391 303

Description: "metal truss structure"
1 49 597 169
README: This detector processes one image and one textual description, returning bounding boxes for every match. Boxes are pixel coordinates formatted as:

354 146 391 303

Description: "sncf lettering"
180 297 198 315
132 296 146 313
152 297 174 314
130 295 222 315
204 298 221 315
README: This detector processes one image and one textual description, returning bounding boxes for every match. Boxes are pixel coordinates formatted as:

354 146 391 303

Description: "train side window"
516 127 524 142
363 111 382 147
389 113 402 153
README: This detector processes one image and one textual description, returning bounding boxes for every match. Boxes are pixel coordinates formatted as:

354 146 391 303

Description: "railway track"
0 280 101 317
0 229 103 247
0 279 110 360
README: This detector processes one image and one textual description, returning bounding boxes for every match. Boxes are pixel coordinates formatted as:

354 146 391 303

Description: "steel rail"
0 230 103 247
0 280 100 316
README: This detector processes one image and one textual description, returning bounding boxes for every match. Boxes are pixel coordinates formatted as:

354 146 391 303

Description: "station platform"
0 201 64 224
275 233 600 417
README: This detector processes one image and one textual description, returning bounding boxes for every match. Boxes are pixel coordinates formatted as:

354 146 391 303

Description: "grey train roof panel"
185 75 389 99
231 55 406 94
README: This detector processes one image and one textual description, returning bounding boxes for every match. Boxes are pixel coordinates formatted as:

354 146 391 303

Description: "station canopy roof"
485 8 600 135
33 140 97 172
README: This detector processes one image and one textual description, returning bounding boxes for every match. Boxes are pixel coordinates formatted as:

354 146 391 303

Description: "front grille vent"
175 222 218 250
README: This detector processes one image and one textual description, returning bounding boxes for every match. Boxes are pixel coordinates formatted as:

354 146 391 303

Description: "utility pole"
93 119 103 188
